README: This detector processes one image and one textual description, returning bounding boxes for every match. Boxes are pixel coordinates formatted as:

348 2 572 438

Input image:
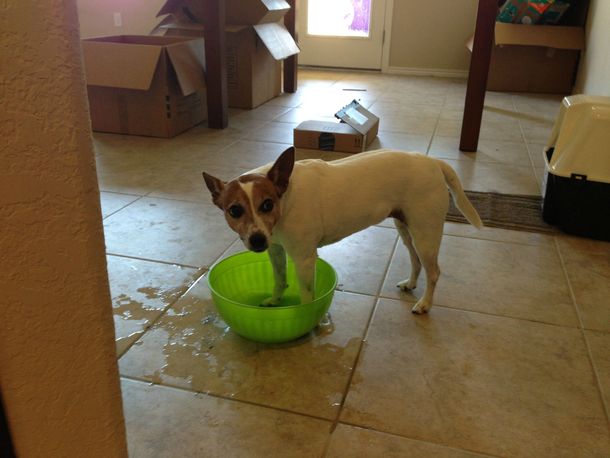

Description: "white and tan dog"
203 147 482 314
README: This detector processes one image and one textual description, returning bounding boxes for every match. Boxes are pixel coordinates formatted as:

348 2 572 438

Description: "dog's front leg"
262 243 288 306
293 254 317 304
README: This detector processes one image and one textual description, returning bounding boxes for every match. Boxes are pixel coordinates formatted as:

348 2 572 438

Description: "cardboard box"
293 101 380 153
226 0 290 25
157 0 290 25
225 25 285 108
81 35 207 138
466 22 585 94
156 17 299 108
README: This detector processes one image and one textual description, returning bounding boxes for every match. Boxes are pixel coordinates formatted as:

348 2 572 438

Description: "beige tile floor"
97 68 610 457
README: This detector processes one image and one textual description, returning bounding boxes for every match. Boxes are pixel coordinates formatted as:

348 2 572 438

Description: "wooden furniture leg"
202 0 228 129
459 0 497 151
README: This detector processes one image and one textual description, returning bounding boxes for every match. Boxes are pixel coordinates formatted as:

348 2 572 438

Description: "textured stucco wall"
0 1 127 456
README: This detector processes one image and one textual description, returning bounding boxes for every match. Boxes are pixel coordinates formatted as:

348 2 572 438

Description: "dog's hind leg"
262 243 288 306
394 220 421 291
406 220 444 315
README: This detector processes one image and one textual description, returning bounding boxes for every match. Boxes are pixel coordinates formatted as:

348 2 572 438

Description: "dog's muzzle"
248 232 268 252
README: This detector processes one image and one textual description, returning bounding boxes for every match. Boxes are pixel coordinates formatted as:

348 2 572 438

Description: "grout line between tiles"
352 236 584 329
113 240 239 359
424 88 448 156
365 234 400 336
210 137 241 155
120 374 335 426
331 236 593 338
116 268 208 359
426 83 456 156
398 300 582 331
334 419 503 458
245 138 294 147
324 235 400 448
143 195 208 204
442 231 553 249
102 193 148 220
99 188 148 199
105 252 202 270
554 237 610 428
268 107 296 123
553 237 591 332
203 239 242 270
441 229 554 248
515 101 543 194
100 190 146 197
334 286 413 300
121 191 209 205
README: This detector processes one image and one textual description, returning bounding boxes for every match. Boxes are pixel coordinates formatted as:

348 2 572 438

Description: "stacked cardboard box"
154 0 299 108
81 35 207 137
466 0 588 94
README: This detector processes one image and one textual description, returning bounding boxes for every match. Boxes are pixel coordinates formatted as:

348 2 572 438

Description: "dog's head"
202 146 295 253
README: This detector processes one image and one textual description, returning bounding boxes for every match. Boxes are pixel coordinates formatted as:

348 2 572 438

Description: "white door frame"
380 0 394 73
296 0 394 71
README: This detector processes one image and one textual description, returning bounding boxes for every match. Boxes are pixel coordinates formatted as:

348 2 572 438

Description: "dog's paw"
260 297 281 307
411 300 431 315
397 279 417 291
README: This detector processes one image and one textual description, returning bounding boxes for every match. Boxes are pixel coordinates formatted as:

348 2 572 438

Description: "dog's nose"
248 232 268 252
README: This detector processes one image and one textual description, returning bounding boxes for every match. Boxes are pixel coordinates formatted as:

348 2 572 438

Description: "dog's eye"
260 199 274 213
228 205 244 219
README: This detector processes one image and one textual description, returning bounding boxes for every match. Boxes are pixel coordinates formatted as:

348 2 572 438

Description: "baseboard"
385 66 468 79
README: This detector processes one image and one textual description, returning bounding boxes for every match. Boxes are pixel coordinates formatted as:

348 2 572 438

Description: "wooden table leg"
459 0 497 151
202 0 228 129
284 0 298 93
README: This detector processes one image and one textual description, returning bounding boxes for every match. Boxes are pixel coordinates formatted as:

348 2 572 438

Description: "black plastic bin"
541 95 610 241
542 148 610 241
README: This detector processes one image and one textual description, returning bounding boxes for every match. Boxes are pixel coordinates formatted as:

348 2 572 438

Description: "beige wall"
388 0 479 75
77 0 166 38
77 0 478 76
575 0 610 96
0 1 127 456
79 0 479 75
77 0 610 91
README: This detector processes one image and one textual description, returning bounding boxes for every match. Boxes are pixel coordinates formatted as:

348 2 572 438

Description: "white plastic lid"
546 95 610 184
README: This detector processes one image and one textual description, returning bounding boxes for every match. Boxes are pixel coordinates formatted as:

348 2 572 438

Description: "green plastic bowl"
207 251 337 343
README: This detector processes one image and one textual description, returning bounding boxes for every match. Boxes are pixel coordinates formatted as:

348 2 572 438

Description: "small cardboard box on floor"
293 101 380 154
81 35 207 138
154 0 299 108
466 22 585 94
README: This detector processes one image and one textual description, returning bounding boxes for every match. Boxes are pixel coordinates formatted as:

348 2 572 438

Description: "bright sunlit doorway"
297 0 390 70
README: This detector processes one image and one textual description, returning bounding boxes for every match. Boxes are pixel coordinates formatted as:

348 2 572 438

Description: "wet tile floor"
97 68 610 457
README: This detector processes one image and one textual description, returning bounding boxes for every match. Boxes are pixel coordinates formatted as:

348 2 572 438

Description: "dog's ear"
202 172 226 209
267 146 295 197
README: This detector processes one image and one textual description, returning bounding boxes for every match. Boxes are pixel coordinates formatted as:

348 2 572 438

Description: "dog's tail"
437 160 483 229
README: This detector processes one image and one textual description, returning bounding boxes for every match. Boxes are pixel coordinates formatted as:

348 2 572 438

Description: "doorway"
297 0 388 69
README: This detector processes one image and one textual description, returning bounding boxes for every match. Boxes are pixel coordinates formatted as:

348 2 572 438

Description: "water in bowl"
231 291 302 307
